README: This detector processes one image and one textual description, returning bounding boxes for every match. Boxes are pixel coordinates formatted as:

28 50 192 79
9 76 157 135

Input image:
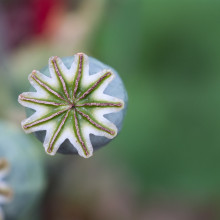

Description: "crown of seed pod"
0 159 12 220
18 53 128 158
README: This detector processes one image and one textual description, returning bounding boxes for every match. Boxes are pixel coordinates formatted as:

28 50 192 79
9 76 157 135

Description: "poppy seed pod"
0 159 12 220
18 53 128 158
0 120 45 220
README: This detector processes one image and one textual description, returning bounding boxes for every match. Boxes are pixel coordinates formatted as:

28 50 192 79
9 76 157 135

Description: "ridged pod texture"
0 159 12 220
18 53 127 158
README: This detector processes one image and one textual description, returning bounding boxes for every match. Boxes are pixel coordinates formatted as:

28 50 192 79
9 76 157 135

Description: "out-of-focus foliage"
91 0 220 197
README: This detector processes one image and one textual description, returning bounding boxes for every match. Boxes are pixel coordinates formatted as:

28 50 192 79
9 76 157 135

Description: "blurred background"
1 0 220 219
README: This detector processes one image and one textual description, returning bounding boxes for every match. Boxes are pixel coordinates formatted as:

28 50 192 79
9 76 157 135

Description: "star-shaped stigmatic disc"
18 53 124 158
0 159 12 219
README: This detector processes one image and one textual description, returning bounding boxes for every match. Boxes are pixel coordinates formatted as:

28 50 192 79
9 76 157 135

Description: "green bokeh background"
91 0 220 196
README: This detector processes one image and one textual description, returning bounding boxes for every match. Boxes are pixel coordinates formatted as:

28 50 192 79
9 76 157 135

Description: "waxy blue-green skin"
0 120 45 220
27 56 128 155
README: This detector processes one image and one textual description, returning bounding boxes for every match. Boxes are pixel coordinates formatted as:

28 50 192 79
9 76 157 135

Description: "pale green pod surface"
0 120 45 220
19 53 128 158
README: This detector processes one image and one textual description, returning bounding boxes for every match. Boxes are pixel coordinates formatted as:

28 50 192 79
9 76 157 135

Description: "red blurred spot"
0 0 67 50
